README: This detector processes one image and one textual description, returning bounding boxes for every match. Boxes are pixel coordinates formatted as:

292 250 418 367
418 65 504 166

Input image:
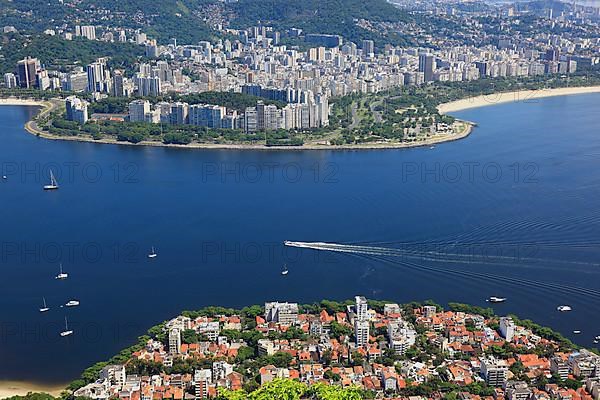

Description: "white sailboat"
148 247 157 259
39 297 50 313
43 170 59 191
281 263 289 276
60 317 73 337
55 263 68 280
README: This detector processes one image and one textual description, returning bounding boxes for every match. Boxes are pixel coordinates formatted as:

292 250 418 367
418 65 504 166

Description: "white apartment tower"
168 327 181 355
354 296 370 347
499 316 515 342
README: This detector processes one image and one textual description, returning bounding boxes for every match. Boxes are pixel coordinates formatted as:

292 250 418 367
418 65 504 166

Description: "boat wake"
284 240 600 301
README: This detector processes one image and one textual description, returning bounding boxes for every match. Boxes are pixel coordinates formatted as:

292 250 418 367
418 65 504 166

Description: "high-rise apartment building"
16 57 38 88
419 53 435 82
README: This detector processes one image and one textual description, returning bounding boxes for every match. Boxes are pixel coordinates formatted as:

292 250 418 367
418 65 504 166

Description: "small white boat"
573 330 581 334
55 263 68 280
487 297 507 303
148 247 157 259
281 264 289 276
429 146 435 149
39 297 50 313
60 317 73 337
557 305 572 312
595 335 600 340
2 175 6 179
43 170 59 191
594 340 599 344
65 300 80 307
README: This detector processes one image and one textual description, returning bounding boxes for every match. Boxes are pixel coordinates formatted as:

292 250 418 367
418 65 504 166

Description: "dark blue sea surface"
1 94 599 383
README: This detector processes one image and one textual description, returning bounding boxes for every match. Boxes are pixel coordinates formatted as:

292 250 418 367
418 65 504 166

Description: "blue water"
1 94 600 383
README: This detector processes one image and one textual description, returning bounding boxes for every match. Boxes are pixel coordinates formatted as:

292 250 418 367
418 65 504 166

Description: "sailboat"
39 297 50 313
148 247 157 259
43 170 59 190
55 263 68 280
281 263 289 276
60 317 73 337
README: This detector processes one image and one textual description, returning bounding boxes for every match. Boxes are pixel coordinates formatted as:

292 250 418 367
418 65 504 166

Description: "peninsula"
4 298 598 400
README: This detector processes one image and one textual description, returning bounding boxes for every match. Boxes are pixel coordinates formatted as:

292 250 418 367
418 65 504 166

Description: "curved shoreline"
7 85 600 150
3 97 473 151
437 85 600 114
0 380 66 398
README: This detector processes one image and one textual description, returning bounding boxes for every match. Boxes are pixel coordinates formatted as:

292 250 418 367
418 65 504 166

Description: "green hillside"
0 0 411 47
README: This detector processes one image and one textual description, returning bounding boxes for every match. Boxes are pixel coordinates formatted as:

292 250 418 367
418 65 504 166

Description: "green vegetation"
45 116 306 147
1 394 57 400
12 70 600 148
0 33 144 75
0 0 219 45
448 302 495 318
0 0 414 48
328 69 600 145
59 299 589 399
230 0 412 49
87 92 287 114
217 379 367 400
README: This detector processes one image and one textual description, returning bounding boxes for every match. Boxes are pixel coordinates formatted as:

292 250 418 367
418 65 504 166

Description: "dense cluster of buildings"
127 96 329 133
72 296 600 400
6 14 600 133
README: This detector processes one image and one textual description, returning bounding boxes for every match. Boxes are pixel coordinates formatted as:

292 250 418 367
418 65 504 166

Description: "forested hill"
0 0 412 47
0 0 219 44
230 0 413 47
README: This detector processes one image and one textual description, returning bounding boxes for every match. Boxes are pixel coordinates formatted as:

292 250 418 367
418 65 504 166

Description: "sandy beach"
0 381 65 398
4 97 472 150
437 85 600 114
13 85 600 150
0 98 48 107
17 122 473 151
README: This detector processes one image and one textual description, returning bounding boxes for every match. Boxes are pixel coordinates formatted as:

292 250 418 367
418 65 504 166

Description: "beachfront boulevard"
68 298 600 399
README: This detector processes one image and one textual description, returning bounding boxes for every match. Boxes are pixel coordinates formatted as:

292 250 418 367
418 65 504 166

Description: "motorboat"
65 300 80 307
487 297 507 303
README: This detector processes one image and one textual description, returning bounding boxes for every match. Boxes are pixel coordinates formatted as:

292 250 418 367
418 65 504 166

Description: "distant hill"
230 0 413 47
0 0 412 47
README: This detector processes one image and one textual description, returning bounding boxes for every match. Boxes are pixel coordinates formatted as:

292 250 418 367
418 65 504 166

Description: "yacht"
55 263 68 280
281 264 289 276
573 330 582 334
148 247 157 259
65 300 80 307
557 305 572 312
39 297 50 313
43 170 59 190
487 297 507 303
60 317 73 337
